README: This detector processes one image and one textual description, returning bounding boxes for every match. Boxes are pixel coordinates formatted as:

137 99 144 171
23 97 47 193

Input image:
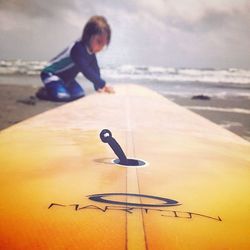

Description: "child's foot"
36 87 50 100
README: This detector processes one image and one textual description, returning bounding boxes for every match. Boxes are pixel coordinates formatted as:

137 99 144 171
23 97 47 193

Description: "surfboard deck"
0 84 249 249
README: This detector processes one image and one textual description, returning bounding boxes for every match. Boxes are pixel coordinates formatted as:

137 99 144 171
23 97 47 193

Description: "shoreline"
167 95 250 142
0 82 249 142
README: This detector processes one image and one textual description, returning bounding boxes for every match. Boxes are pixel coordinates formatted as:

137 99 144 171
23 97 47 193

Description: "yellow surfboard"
0 84 249 249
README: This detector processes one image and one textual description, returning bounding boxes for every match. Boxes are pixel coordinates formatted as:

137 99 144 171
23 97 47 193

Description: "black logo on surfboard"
88 193 180 207
48 193 222 222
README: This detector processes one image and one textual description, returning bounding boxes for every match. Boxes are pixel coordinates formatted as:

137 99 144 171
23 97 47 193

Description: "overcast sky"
0 0 249 69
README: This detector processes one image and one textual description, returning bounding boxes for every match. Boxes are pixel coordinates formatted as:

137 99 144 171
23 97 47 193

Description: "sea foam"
1 60 250 85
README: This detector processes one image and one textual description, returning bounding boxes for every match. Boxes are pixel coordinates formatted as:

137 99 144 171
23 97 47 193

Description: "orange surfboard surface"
0 84 249 249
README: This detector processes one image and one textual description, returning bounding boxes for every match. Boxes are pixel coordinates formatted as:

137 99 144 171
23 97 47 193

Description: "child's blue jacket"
43 41 105 90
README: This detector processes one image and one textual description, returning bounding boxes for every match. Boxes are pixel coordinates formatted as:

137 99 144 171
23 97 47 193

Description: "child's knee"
67 81 85 100
46 81 71 101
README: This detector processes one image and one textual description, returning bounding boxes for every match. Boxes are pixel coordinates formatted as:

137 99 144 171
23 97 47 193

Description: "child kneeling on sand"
37 16 114 102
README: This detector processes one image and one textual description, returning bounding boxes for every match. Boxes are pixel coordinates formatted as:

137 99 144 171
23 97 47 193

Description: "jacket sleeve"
90 55 101 77
70 43 105 90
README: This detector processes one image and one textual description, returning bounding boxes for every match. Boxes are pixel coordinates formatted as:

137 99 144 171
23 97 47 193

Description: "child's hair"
81 16 111 46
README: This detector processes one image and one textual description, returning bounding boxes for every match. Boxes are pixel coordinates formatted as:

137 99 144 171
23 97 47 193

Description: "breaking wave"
1 60 250 85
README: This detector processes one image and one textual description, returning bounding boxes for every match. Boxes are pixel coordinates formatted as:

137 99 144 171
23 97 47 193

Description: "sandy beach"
0 79 249 142
166 94 250 142
0 84 64 130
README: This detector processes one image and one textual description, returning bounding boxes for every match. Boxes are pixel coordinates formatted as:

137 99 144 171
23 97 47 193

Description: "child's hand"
98 85 115 94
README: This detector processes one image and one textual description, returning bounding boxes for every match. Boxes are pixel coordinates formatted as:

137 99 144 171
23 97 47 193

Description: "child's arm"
91 56 115 94
71 42 106 91
90 56 101 77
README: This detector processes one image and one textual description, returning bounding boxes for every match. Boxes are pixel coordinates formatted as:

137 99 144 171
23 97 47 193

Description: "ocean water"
1 60 250 141
1 59 250 99
1 59 250 84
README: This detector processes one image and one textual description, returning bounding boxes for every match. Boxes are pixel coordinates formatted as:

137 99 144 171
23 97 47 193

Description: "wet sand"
166 94 250 141
0 83 249 142
0 84 64 130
